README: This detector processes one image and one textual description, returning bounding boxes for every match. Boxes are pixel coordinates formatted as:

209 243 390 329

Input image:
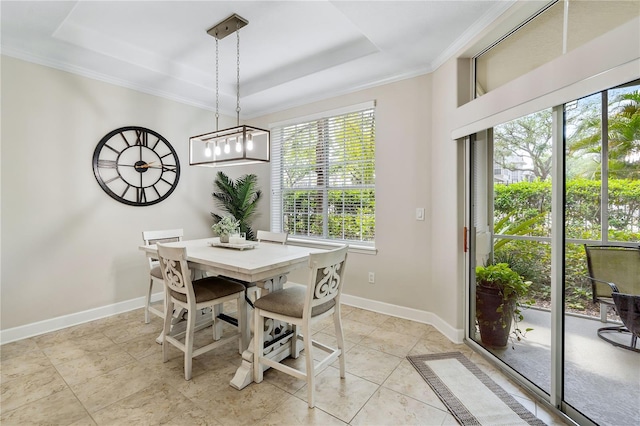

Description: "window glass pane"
493 109 553 237
565 92 603 240
607 82 640 242
272 106 375 243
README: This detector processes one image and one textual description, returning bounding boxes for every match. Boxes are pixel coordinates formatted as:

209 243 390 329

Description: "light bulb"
235 138 242 153
204 142 212 157
246 134 253 151
214 142 221 156
224 139 230 154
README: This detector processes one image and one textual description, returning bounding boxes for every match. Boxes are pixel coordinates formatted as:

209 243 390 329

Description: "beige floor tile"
91 382 202 425
377 316 435 338
0 349 53 383
0 365 68 412
0 338 40 362
101 317 164 344
70 361 160 413
261 394 347 425
173 362 241 400
33 322 108 349
118 331 163 360
338 303 357 317
344 307 391 326
382 359 447 410
358 328 421 357
165 406 221 425
321 318 377 344
42 334 118 366
0 388 88 425
294 366 378 423
0 307 566 426
408 332 469 356
341 344 403 384
351 386 449 426
196 380 290 425
136 350 210 387
54 346 137 385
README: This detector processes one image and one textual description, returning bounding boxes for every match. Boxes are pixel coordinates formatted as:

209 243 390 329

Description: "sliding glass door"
466 80 640 426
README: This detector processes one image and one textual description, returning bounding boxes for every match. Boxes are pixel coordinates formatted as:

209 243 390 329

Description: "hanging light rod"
207 14 248 40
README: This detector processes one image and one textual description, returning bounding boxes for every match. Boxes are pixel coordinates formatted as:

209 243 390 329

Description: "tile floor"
0 303 569 425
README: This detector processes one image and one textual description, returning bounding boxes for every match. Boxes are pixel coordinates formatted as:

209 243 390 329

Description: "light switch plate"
416 207 425 221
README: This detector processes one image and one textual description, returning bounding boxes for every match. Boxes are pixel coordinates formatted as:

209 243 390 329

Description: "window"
271 102 375 245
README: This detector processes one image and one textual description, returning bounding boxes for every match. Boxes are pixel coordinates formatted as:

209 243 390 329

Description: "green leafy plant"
211 171 262 240
211 215 240 236
476 263 533 348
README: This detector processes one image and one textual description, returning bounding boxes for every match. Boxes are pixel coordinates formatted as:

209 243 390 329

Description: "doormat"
407 352 546 426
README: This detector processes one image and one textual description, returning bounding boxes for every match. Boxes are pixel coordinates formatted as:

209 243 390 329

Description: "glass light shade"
189 125 270 167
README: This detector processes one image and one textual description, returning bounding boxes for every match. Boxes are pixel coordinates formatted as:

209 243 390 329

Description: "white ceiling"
1 1 515 118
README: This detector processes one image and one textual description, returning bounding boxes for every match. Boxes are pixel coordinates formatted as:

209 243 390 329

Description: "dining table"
139 237 324 389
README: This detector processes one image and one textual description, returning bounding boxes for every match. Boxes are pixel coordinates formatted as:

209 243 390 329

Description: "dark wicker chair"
585 245 640 351
611 292 640 352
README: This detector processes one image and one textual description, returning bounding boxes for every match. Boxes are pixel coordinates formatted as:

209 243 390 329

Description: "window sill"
287 237 377 255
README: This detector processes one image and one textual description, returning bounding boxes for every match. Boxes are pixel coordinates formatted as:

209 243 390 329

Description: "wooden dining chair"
253 245 348 408
156 243 247 380
141 228 184 323
256 230 288 244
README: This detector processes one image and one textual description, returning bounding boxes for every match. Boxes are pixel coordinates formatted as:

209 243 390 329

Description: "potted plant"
211 171 262 240
475 263 533 348
211 215 240 243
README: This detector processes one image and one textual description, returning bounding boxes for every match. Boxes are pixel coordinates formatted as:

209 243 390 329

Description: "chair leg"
334 310 346 378
162 299 174 363
184 307 195 381
145 278 154 324
253 310 265 383
302 322 315 408
213 304 222 341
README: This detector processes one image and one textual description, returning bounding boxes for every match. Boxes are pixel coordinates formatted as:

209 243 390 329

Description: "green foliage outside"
280 110 375 242
493 179 640 312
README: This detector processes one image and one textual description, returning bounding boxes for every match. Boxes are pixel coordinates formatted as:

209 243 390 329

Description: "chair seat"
254 286 335 318
170 277 246 303
150 265 163 279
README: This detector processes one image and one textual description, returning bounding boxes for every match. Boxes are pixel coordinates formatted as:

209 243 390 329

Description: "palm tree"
211 171 262 240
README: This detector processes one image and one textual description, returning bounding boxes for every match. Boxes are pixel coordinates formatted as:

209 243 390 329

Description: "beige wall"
0 56 242 330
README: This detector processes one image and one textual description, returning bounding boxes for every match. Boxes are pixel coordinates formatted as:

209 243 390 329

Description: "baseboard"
1 291 464 346
0 293 164 345
340 294 464 344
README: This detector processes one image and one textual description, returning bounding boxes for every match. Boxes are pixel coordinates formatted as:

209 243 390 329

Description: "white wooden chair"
142 228 183 323
256 230 288 244
156 243 247 380
253 245 348 408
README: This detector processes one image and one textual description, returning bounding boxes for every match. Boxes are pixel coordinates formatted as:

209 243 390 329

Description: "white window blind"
271 102 375 245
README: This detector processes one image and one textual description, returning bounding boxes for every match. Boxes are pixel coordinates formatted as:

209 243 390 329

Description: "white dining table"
139 237 324 389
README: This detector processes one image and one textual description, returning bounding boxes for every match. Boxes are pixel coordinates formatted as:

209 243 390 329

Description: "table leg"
230 274 297 390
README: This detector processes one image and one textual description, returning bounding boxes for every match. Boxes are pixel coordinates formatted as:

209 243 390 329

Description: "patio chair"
584 245 640 351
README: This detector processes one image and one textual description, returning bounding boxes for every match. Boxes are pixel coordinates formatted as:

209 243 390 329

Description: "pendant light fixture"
189 14 270 167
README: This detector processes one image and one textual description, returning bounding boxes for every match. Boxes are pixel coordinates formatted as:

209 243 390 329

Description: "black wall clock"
92 126 180 206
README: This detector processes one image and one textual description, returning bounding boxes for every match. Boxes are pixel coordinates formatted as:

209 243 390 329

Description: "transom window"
270 102 375 245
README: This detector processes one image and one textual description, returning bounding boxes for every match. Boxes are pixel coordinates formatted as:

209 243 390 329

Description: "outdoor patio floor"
482 308 640 426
